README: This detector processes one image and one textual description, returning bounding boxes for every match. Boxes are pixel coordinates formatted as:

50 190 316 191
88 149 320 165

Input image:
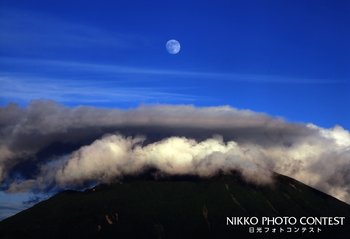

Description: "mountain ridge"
1 172 349 238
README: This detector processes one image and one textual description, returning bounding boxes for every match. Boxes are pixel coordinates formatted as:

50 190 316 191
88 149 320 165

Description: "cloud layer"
1 100 349 203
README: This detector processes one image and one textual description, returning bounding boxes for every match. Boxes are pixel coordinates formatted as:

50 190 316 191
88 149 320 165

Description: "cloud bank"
1 100 350 203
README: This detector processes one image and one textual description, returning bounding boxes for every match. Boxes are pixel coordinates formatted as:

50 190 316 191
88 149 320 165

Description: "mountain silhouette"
1 172 349 239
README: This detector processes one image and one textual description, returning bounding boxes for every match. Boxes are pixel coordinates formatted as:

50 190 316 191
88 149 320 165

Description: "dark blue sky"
0 0 349 128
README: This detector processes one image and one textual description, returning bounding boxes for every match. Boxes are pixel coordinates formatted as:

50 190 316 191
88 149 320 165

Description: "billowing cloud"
55 135 274 186
1 100 350 203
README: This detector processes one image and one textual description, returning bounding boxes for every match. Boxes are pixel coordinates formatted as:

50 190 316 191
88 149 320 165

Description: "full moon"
166 39 181 54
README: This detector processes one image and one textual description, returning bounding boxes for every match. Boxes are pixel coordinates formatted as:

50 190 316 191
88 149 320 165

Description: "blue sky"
0 0 349 129
0 0 349 220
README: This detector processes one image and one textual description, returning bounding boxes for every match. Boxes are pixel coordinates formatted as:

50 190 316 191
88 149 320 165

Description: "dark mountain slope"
1 172 349 238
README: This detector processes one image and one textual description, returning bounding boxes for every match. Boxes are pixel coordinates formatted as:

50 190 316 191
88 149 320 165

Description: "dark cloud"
0 100 349 203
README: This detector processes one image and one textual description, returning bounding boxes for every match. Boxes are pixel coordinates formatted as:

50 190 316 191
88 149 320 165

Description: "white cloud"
1 101 350 203
55 135 273 186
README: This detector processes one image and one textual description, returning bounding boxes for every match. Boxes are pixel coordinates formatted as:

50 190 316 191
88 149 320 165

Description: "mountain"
0 172 349 239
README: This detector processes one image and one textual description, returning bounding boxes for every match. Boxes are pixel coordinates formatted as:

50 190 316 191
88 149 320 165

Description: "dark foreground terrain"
1 172 349 239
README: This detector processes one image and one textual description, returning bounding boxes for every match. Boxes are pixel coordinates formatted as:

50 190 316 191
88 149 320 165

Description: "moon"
166 39 181 54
